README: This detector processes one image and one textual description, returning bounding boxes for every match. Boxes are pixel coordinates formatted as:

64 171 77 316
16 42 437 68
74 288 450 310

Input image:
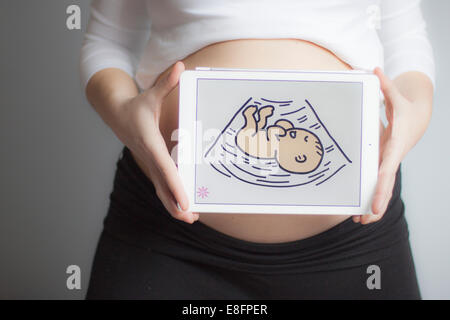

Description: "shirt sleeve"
79 0 151 90
378 0 435 88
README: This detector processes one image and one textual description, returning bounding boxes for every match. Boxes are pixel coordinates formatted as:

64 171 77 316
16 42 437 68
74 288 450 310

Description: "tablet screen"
191 77 364 209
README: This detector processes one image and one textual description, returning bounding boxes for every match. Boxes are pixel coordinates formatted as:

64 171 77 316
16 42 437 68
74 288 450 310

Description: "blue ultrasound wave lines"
204 97 351 188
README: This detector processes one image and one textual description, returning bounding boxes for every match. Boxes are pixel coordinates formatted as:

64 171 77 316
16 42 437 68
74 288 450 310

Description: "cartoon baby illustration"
235 105 324 174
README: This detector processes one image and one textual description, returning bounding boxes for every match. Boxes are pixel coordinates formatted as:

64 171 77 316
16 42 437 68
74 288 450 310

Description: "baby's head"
276 128 323 174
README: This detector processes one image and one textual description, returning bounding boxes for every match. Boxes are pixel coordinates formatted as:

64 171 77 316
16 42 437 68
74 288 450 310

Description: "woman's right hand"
112 61 199 224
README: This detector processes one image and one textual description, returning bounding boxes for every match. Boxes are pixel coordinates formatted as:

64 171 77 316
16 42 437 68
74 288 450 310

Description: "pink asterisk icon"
197 186 209 199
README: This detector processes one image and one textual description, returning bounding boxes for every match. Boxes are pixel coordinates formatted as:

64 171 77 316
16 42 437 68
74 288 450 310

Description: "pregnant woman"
81 0 434 299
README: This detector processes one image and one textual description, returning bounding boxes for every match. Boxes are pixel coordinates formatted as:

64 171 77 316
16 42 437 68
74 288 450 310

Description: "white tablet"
177 67 380 215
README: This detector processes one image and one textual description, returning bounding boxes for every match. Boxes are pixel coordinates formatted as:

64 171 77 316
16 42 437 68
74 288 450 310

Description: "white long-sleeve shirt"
80 0 435 91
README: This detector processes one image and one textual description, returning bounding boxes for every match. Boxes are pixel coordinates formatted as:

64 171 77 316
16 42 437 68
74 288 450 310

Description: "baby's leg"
236 106 258 157
241 105 258 133
257 106 274 130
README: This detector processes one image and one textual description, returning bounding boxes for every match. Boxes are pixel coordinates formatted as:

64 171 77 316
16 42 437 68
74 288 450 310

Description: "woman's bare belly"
149 39 354 243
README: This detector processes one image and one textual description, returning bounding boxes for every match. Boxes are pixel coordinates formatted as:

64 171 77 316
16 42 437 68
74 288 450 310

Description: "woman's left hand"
353 67 433 224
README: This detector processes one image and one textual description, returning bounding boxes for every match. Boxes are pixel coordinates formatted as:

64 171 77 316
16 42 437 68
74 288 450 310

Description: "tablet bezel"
178 69 379 215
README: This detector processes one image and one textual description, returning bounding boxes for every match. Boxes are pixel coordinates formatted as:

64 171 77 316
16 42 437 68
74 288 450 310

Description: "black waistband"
102 147 409 275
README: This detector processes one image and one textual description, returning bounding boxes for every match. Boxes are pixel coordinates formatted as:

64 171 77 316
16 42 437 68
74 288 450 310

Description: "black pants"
86 147 421 299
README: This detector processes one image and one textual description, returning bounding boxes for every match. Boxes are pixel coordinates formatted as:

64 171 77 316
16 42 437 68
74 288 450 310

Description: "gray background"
0 0 448 299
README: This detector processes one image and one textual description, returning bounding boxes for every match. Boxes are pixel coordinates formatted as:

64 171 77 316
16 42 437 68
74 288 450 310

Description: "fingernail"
177 201 188 212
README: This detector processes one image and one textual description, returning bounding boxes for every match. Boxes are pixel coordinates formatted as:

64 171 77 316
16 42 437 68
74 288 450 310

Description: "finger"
379 120 387 165
132 150 191 221
352 215 361 223
151 60 185 102
374 67 399 125
372 155 398 215
378 177 395 215
373 67 399 103
146 132 190 212
156 185 196 224
360 212 383 225
371 167 394 216
147 159 198 224
379 120 386 137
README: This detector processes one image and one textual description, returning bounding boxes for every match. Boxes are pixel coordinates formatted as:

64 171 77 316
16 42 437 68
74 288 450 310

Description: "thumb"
151 61 185 101
374 67 398 103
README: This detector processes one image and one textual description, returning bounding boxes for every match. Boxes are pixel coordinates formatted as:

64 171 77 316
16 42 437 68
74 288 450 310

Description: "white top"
80 0 435 91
